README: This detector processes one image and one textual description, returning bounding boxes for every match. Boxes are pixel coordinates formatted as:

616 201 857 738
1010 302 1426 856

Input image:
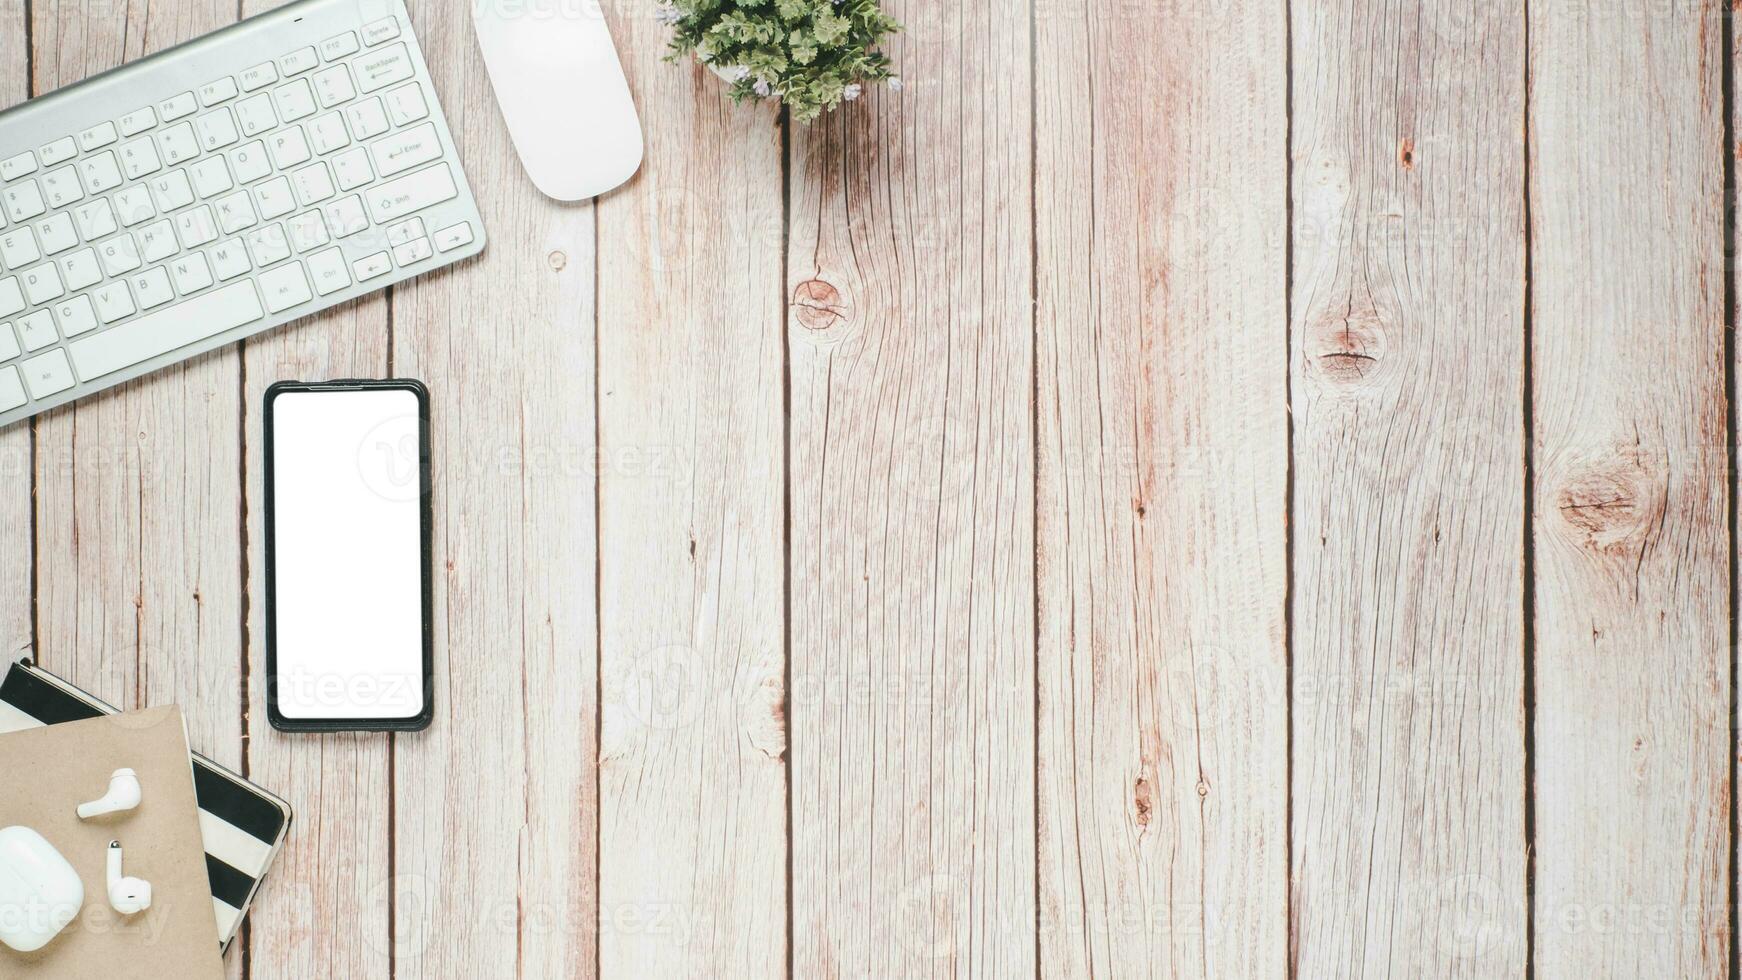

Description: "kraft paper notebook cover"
0 705 224 979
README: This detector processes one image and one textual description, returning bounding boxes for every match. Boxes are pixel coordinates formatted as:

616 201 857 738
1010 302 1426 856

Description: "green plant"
661 0 903 123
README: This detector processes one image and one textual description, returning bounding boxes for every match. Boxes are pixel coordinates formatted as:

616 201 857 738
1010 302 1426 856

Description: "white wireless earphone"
105 841 151 915
76 768 142 820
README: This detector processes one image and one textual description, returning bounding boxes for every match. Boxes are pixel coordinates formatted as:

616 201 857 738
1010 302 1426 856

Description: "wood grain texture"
786 0 1034 973
385 2 599 978
594 6 788 979
0 0 29 663
238 4 395 970
1034 0 1288 975
1289 3 1527 976
1532 2 1730 975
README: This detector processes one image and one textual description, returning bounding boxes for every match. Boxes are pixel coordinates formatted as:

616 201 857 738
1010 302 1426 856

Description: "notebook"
0 706 225 978
0 659 291 953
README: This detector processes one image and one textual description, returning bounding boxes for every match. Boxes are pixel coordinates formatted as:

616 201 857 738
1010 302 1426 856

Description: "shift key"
69 281 264 381
366 163 456 223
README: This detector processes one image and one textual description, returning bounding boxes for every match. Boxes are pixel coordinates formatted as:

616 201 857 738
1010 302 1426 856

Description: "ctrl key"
20 349 74 400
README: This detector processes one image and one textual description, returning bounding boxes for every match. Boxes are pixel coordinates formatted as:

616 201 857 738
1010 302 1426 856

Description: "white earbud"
105 841 151 915
76 768 141 820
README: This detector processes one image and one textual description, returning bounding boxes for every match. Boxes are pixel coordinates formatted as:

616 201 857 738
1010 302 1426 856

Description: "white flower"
842 83 862 101
655 4 681 24
888 76 904 92
753 79 772 97
729 65 752 82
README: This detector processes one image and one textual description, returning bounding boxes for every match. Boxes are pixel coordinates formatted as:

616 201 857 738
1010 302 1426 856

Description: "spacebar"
69 282 265 382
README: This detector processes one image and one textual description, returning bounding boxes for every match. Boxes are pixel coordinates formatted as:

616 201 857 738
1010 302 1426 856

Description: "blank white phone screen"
271 388 425 721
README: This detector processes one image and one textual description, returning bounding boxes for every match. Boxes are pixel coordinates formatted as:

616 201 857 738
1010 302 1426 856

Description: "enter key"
369 122 442 178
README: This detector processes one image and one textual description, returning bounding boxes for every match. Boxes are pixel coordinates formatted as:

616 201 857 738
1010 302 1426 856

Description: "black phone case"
263 378 435 733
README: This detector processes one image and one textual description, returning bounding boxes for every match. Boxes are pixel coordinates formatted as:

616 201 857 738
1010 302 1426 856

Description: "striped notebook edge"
0 659 291 953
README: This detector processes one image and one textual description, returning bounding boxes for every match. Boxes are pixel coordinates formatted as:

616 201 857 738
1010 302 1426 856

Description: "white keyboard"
0 0 485 427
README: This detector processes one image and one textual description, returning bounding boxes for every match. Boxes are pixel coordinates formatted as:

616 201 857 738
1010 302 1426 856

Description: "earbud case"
0 825 84 953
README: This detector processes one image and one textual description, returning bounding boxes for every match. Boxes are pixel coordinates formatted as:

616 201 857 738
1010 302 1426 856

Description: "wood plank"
1289 4 1527 975
1034 0 1288 975
1533 3 1729 975
786 0 1034 972
0 0 29 662
592 9 787 978
385 2 597 977
235 4 395 972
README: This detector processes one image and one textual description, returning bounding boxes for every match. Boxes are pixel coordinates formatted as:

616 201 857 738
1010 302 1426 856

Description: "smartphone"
263 379 434 732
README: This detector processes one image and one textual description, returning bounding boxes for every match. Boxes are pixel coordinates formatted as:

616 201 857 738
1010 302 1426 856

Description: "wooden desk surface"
1 0 1731 977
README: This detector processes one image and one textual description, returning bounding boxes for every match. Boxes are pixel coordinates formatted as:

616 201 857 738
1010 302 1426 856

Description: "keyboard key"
307 247 351 296
286 210 330 252
331 147 374 192
0 278 23 317
77 151 124 195
73 199 118 241
0 152 37 182
254 177 297 220
97 235 142 277
16 310 56 351
435 221 475 253
37 137 76 167
230 141 271 184
175 206 221 248
259 261 312 313
196 108 240 151
308 113 351 155
130 266 174 309
274 80 318 123
392 237 432 266
92 280 136 323
113 186 156 226
70 281 264 381
169 252 214 294
190 156 233 198
239 62 278 92
0 227 39 269
215 191 259 234
313 65 356 109
268 127 312 169
159 91 199 122
344 97 389 140
199 76 239 106
292 162 336 207
118 107 157 136
39 166 83 209
119 137 163 180
236 94 278 138
0 370 24 411
352 251 390 282
370 122 442 178
79 121 119 152
210 239 251 281
59 250 101 291
0 367 22 412
245 223 293 267
149 169 196 212
356 43 414 93
138 219 179 263
0 325 17 362
3 181 46 222
322 195 368 239
34 213 77 256
157 122 200 166
280 47 320 77
384 217 424 248
384 83 429 127
362 17 401 46
20 349 74 399
20 263 63 305
54 295 99 337
321 31 360 61
365 163 456 223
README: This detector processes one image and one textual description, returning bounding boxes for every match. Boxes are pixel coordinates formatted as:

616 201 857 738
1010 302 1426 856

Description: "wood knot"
1398 137 1415 170
792 279 848 332
1551 448 1666 560
1132 773 1154 829
1305 305 1388 386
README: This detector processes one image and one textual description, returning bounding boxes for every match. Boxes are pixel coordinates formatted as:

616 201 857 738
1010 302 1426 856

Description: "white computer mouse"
471 0 644 201
0 826 84 954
